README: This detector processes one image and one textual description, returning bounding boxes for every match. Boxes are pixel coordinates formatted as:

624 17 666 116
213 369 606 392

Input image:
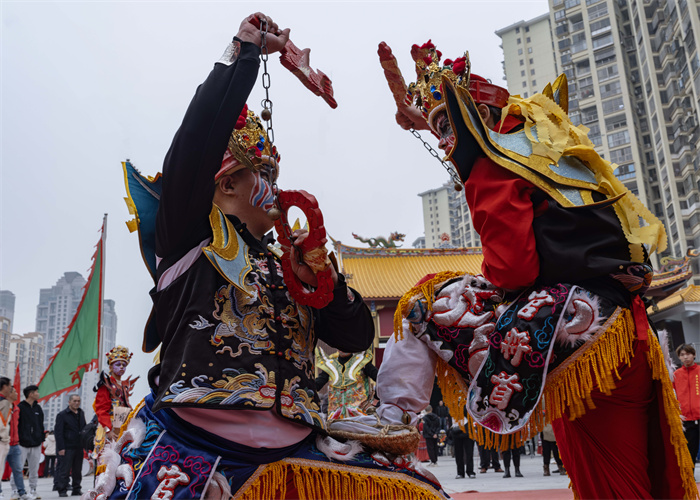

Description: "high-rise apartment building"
0 317 11 376
496 13 560 98
497 0 700 274
418 182 481 248
35 273 118 428
0 291 16 332
9 331 45 388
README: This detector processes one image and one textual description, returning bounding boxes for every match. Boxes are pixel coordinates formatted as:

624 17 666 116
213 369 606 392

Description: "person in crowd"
17 385 44 498
541 423 565 476
0 378 32 500
422 405 441 466
436 400 450 430
450 418 475 479
54 395 86 497
502 446 522 478
478 443 502 474
43 431 56 479
673 343 700 466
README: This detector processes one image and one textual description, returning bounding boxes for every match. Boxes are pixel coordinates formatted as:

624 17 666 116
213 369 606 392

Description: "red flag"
13 363 20 400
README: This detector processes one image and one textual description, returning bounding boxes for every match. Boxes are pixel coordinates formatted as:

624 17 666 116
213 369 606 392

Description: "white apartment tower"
496 13 560 98
419 182 481 248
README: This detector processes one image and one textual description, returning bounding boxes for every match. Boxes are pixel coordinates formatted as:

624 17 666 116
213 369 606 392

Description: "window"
518 48 523 55
602 96 624 114
517 38 522 44
588 2 608 19
615 163 636 181
523 81 527 87
532 79 537 86
600 80 621 98
597 64 618 81
516 27 520 33
527 37 531 43
607 130 630 148
529 58 534 64
555 10 567 21
530 69 536 75
592 33 613 49
523 92 529 97
594 47 616 65
525 26 530 32
609 147 633 164
590 18 611 33
521 70 526 76
581 105 598 124
528 47 533 53
520 59 524 66
605 113 627 131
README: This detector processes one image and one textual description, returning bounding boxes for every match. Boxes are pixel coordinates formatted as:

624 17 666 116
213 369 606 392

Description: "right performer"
333 41 697 499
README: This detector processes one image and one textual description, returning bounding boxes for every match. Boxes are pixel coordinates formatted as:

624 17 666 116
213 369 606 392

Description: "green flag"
38 227 104 401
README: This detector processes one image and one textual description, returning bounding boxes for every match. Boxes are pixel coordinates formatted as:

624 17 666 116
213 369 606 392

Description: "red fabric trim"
464 157 539 290
94 385 113 429
553 340 686 499
494 114 524 134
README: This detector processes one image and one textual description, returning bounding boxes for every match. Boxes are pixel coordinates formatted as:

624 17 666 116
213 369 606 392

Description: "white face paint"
435 112 455 154
248 161 278 211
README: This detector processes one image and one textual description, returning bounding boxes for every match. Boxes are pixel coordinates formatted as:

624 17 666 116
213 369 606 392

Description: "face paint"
435 113 455 154
249 171 276 211
111 360 128 377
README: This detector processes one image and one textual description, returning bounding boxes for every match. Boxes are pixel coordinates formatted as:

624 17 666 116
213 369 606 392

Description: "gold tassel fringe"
237 460 443 500
645 330 699 500
393 272 463 341
543 310 634 423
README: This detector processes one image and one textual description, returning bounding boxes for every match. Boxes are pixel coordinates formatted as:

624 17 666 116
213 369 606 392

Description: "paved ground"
427 452 573 497
8 456 699 499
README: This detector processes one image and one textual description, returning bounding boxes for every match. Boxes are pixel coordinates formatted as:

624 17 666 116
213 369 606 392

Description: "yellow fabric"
502 86 667 261
236 459 443 500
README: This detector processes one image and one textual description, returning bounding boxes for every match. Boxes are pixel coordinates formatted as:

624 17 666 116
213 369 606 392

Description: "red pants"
553 340 686 499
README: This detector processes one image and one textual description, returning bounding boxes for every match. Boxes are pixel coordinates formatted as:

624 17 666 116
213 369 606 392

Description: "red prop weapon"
280 41 337 109
273 190 335 309
378 42 410 112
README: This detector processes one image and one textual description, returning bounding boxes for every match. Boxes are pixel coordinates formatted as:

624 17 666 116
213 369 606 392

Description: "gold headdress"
406 41 508 130
106 345 133 366
217 105 281 181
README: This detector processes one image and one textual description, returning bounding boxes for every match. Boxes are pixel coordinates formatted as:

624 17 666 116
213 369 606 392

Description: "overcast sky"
2 0 549 397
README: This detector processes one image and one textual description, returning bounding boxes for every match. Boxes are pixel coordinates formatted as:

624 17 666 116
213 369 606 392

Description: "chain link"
409 128 463 189
259 18 295 241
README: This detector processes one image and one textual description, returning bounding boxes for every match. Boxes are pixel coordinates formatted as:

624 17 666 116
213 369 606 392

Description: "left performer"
92 346 137 464
90 12 447 500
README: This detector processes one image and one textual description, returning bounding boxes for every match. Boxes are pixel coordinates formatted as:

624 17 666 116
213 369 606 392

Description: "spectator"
18 385 44 498
673 343 700 465
502 446 523 478
43 431 56 479
436 400 450 430
55 395 86 497
449 419 475 479
0 378 32 500
541 423 565 476
422 405 441 466
478 443 503 473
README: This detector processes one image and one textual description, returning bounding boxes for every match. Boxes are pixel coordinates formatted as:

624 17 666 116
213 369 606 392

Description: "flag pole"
98 214 107 374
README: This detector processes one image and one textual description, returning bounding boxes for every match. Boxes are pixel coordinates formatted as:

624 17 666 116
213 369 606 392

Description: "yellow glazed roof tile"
338 245 483 299
649 284 700 314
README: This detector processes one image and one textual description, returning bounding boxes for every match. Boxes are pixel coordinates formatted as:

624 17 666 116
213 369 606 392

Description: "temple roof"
335 241 697 301
336 243 483 299
648 284 700 314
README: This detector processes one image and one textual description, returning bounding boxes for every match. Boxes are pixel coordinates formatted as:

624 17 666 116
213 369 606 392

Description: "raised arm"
316 276 375 353
156 13 290 263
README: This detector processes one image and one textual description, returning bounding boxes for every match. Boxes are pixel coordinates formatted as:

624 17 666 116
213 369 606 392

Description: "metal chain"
259 18 295 241
259 19 275 146
409 128 463 190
